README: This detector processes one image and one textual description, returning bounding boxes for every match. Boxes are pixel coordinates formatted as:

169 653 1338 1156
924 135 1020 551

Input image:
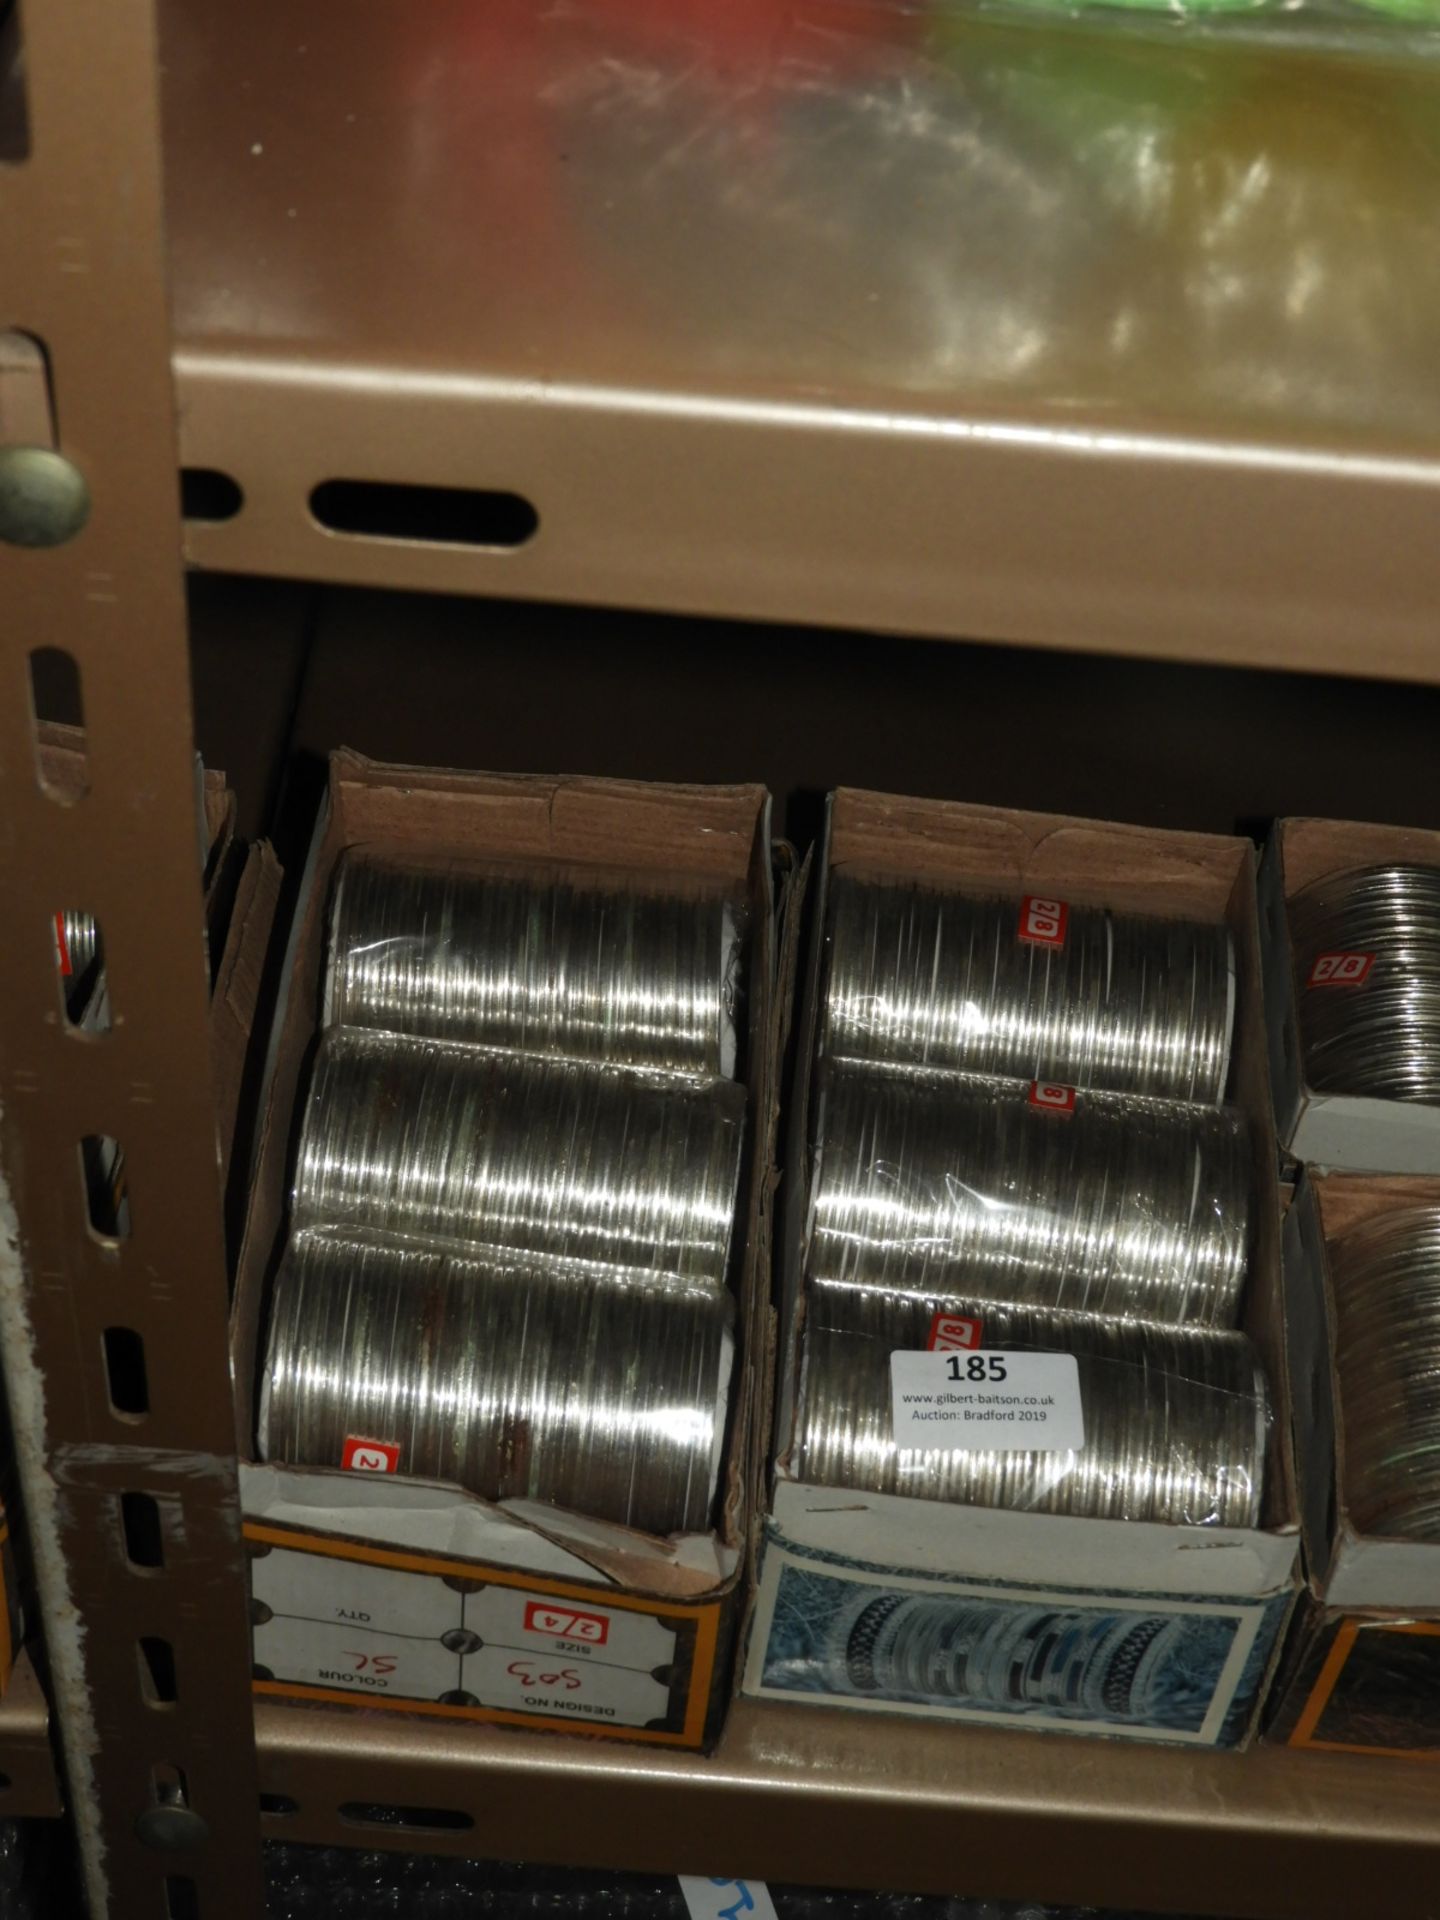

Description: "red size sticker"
927 1312 983 1352
1019 895 1068 948
1028 1080 1077 1116
1308 951 1375 989
341 1437 401 1474
523 1601 611 1646
54 913 72 977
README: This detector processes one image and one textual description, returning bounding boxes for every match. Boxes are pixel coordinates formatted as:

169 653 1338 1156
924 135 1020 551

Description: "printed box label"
927 1312 983 1352
250 1543 461 1639
462 1643 669 1728
524 1600 610 1645
1307 951 1375 988
1028 1080 1077 1115
253 1613 459 1700
678 1879 780 1920
469 1585 674 1672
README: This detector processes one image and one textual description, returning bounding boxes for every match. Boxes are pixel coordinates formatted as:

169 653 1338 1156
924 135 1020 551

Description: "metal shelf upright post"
0 3 262 1914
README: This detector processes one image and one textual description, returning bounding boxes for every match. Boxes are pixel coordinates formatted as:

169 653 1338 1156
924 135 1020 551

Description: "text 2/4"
946 1354 1008 1383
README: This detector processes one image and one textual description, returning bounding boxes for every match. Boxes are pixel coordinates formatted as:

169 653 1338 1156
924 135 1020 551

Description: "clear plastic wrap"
548 2 1440 455
822 872 1234 1105
1328 1206 1440 1540
807 1066 1251 1326
326 849 747 1078
1289 864 1440 1103
292 1029 746 1289
796 1291 1267 1527
940 0 1440 29
259 1229 734 1536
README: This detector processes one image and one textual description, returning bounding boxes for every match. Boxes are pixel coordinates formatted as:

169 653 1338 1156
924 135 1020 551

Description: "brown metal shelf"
256 1694 1440 1917
7 2 1440 1911
160 0 1440 682
0 1651 63 1821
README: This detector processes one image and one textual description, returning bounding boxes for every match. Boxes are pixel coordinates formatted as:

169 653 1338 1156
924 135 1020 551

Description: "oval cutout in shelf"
310 479 537 550
180 467 244 523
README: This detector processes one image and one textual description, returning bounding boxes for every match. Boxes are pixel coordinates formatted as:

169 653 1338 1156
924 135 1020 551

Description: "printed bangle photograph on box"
232 751 786 1750
1267 1170 1440 1762
745 789 1300 1748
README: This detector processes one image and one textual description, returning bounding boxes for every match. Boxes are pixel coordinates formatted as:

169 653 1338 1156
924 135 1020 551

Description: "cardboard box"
744 790 1301 1748
233 751 779 1750
211 840 283 1174
1267 1171 1440 1761
0 1436 22 1700
1260 817 1440 1173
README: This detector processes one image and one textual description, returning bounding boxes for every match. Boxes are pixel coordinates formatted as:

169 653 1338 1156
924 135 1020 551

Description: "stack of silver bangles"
292 1027 745 1290
798 1290 1266 1527
823 873 1234 1104
326 849 747 1077
1289 864 1440 1102
809 1066 1250 1327
261 1230 734 1536
1328 1207 1440 1540
262 853 750 1535
795 867 1264 1530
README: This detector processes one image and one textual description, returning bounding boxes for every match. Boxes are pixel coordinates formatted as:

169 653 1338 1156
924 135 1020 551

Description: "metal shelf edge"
256 1694 1439 1917
173 353 1440 687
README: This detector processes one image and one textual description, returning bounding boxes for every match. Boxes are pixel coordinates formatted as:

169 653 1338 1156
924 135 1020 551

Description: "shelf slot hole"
259 1792 298 1818
80 1135 129 1242
28 646 86 801
165 1879 199 1920
338 1801 475 1832
152 1762 190 1808
120 1492 165 1571
54 910 109 1031
104 1327 148 1418
138 1636 177 1705
120 1489 167 1566
0 330 51 440
310 479 538 551
0 7 28 163
180 467 243 524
